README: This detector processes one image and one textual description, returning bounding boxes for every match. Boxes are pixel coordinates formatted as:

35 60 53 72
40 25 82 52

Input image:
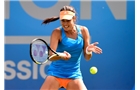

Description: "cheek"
60 21 63 25
69 21 75 26
68 23 74 29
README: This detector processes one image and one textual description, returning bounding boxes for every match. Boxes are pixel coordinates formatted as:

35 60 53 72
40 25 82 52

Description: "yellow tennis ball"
90 66 98 74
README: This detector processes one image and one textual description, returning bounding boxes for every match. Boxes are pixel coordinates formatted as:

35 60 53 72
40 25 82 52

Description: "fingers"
65 52 71 58
94 46 102 54
63 51 71 60
92 42 99 46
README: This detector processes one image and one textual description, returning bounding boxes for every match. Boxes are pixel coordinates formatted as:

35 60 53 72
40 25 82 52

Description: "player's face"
60 18 75 31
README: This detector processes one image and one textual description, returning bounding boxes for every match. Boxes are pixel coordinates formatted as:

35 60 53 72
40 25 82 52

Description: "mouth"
64 26 69 28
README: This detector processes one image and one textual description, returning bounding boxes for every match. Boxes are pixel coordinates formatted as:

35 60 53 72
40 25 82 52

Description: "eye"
66 20 71 22
61 20 65 22
61 19 71 22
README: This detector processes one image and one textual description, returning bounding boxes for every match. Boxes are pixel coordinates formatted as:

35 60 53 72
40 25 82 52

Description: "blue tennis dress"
47 25 84 79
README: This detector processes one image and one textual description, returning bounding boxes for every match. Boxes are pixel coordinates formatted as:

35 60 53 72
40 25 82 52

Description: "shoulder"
51 27 62 39
52 26 61 34
76 25 89 35
76 25 89 31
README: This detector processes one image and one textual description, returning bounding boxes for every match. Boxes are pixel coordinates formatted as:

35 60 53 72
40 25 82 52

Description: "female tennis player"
40 5 102 90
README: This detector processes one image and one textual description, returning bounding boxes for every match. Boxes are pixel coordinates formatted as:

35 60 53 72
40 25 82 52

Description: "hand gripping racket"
30 38 65 64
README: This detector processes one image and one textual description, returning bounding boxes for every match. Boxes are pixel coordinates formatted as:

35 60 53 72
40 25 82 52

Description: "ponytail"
42 16 59 24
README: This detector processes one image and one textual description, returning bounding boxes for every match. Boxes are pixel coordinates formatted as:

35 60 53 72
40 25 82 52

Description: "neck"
66 25 77 34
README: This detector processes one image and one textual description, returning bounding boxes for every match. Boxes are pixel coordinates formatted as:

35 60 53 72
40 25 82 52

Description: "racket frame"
30 38 59 64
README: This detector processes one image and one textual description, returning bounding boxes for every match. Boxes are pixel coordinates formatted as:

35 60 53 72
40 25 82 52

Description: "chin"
63 28 70 31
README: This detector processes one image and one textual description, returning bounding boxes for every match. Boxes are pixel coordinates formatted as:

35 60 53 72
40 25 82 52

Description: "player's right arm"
49 28 61 55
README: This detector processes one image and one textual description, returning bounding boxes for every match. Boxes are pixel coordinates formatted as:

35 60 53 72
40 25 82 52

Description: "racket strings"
31 40 49 64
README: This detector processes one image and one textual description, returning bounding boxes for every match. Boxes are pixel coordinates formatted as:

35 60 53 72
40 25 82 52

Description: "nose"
62 21 68 25
63 20 68 23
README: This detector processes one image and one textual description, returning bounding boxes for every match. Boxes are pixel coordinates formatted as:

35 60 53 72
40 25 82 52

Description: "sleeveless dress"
47 25 84 79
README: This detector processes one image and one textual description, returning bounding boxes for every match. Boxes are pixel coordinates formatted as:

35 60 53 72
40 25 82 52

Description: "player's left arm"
81 26 92 60
81 26 102 61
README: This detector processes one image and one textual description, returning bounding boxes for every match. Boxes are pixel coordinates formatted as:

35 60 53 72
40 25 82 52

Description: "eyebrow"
61 19 71 21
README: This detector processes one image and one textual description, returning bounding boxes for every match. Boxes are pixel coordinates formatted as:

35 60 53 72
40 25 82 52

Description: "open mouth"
64 26 69 28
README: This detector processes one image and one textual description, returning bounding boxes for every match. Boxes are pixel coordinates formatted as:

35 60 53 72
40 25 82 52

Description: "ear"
73 16 77 22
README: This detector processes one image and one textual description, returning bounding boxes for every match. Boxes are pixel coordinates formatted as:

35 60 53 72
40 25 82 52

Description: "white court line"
4 36 50 44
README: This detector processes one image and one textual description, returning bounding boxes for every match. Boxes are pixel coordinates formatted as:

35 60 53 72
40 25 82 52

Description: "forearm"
84 46 93 60
84 52 92 61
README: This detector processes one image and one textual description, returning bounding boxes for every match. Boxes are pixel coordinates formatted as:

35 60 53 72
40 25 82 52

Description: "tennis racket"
30 38 66 64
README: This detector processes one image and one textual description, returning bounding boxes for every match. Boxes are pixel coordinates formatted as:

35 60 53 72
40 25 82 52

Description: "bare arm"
49 28 61 61
81 26 92 60
50 28 60 52
81 26 102 61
